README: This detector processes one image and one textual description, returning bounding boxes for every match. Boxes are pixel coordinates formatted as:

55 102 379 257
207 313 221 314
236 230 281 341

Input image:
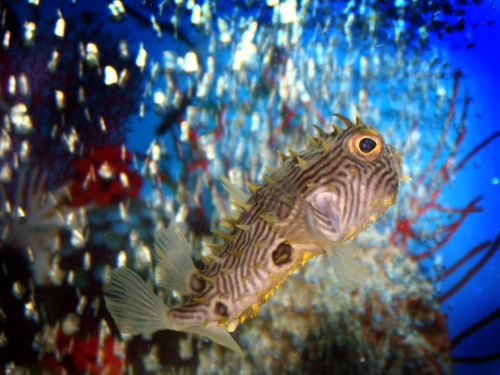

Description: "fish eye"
347 130 383 162
359 138 377 153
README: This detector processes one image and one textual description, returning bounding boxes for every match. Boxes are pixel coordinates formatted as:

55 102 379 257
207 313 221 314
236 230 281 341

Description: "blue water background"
428 4 500 373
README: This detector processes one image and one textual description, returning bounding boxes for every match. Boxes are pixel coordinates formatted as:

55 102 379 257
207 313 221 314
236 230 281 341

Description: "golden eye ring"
348 130 384 162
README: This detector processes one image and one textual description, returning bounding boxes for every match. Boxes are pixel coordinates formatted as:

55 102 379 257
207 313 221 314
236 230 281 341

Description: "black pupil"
359 138 376 153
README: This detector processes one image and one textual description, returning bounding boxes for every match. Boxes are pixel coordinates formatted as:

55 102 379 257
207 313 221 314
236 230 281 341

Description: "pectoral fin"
327 242 369 290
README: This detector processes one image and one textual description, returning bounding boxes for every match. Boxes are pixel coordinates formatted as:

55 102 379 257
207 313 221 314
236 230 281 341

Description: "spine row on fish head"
272 123 400 242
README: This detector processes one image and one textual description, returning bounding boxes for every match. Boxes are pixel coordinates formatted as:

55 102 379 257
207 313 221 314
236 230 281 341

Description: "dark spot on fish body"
215 302 229 317
272 243 292 266
190 275 206 293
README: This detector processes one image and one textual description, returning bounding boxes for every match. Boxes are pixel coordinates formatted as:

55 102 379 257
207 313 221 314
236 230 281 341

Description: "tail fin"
104 267 246 356
103 267 170 335
104 267 245 356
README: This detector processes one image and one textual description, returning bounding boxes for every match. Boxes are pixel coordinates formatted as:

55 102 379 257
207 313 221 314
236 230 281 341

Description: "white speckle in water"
492 177 499 185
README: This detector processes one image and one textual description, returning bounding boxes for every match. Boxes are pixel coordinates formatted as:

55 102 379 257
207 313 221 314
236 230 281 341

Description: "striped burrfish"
103 114 402 356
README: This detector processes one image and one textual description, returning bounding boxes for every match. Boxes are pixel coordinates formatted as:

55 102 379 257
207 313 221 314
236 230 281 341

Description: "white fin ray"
155 226 196 294
103 267 170 335
220 175 250 204
186 325 244 357
326 242 369 290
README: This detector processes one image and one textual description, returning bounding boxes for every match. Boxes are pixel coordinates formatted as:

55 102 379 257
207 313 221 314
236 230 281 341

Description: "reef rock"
196 243 453 375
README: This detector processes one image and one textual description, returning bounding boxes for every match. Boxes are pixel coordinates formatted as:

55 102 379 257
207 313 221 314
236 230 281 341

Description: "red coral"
44 325 126 375
70 145 142 207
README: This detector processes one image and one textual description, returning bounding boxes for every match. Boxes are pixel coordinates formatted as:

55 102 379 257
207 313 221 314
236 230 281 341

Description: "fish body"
104 114 402 355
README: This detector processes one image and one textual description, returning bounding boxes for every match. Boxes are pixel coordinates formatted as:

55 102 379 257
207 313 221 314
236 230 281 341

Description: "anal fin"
186 324 244 357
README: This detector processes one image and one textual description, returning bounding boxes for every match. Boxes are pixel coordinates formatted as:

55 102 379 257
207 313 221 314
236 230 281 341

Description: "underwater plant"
0 2 145 373
0 2 145 253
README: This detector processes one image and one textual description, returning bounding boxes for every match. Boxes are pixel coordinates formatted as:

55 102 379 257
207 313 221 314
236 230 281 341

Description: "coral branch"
451 306 500 348
436 240 491 281
454 130 500 173
308 102 329 128
438 231 500 304
391 72 479 260
409 196 483 261
453 351 500 364
415 69 462 191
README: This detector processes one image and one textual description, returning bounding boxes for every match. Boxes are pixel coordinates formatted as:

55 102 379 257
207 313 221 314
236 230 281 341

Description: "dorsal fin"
154 226 196 294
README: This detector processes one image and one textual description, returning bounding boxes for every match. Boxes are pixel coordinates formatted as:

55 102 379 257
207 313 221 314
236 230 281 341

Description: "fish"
103 114 402 356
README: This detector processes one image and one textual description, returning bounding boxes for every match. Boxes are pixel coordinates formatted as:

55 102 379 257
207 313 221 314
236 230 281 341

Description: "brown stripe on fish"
293 147 346 194
213 232 276 303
